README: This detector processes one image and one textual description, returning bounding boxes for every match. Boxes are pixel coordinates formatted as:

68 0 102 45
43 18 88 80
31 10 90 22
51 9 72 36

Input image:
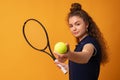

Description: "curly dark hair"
67 3 108 65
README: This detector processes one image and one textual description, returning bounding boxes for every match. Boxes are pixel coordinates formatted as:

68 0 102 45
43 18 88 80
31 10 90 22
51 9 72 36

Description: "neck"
78 34 88 42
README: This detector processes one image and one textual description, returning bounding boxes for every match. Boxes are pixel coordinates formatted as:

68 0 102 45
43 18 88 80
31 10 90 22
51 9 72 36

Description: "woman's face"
68 16 88 39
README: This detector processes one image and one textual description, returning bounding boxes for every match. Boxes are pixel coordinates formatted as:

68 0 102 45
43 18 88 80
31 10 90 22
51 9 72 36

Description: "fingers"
54 51 67 58
65 43 70 52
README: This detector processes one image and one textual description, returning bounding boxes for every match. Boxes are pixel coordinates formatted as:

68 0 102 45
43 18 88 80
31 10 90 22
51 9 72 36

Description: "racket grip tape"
55 59 68 74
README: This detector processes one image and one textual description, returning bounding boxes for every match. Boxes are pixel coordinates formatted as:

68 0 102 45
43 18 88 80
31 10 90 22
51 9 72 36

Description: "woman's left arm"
68 43 95 64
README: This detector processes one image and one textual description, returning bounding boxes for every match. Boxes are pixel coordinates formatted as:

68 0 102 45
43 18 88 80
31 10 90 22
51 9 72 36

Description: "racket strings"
23 18 56 60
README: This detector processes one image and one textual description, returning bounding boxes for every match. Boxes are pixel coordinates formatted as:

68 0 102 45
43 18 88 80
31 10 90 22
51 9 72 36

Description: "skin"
54 16 95 70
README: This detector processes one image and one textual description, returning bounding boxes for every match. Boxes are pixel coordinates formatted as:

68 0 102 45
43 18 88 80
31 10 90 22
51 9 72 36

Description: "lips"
73 32 79 35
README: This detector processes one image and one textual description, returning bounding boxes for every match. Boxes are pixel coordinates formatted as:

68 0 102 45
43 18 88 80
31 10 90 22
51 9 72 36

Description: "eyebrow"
69 20 80 24
74 21 81 24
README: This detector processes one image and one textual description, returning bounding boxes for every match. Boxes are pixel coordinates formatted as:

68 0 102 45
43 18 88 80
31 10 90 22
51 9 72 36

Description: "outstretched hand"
54 43 70 63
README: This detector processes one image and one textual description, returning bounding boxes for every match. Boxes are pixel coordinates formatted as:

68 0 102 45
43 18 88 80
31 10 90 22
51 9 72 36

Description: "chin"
73 35 80 38
72 33 82 38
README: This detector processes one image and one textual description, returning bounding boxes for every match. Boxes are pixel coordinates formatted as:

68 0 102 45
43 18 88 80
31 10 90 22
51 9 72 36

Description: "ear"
86 23 89 29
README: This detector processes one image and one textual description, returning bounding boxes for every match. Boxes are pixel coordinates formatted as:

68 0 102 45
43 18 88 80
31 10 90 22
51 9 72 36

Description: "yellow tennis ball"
54 42 67 54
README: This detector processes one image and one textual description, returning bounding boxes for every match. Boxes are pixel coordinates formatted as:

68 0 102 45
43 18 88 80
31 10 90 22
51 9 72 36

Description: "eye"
75 22 81 26
76 23 80 26
75 23 81 27
69 24 73 28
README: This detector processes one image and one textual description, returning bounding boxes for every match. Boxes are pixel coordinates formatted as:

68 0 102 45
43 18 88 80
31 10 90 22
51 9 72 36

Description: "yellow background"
0 0 120 80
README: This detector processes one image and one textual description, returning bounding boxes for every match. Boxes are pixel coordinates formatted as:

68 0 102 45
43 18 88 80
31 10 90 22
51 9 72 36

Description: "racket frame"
22 18 56 60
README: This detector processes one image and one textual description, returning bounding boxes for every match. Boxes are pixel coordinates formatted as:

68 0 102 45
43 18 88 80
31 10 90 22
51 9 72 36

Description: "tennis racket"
22 18 67 74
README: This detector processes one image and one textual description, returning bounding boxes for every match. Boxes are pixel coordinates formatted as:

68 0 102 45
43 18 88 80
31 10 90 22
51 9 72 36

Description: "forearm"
68 51 91 64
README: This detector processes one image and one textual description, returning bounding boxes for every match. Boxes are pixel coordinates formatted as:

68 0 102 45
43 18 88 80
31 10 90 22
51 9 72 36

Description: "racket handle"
55 59 68 74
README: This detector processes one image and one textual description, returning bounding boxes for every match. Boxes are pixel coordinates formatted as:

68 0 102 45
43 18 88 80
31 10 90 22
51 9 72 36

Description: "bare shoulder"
82 43 95 54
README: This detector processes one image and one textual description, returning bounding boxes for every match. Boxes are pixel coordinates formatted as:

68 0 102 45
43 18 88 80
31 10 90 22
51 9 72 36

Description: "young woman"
54 3 108 80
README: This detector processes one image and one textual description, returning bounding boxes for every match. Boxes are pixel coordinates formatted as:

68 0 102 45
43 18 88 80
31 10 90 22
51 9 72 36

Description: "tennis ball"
54 42 67 54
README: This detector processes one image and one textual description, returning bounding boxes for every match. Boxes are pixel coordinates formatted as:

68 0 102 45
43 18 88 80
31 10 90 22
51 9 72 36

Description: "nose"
72 26 77 31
